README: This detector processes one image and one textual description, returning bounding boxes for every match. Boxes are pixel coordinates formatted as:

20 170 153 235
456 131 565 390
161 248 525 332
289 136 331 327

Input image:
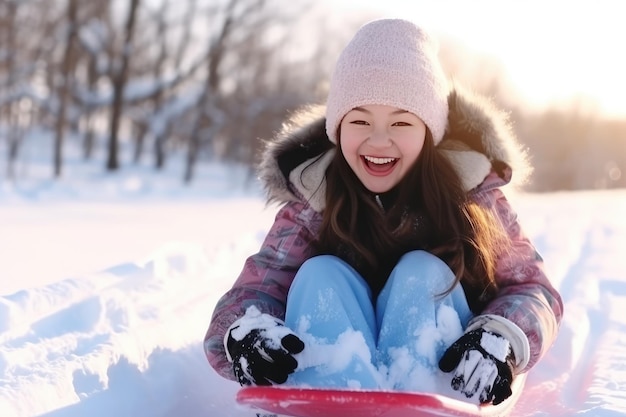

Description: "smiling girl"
204 18 563 405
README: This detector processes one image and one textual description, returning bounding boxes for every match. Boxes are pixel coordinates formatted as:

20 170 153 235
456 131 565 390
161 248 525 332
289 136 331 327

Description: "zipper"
375 195 384 210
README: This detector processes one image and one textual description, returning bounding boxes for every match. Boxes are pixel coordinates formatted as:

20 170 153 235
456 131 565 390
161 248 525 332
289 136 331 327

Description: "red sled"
236 374 526 417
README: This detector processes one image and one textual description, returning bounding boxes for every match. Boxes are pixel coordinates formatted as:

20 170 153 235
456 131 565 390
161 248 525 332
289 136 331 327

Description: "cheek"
397 130 426 160
338 131 360 160
404 142 424 165
410 140 425 157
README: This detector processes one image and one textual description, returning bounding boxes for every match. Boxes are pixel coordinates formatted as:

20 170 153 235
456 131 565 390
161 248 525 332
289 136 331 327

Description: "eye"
392 121 411 127
350 120 369 125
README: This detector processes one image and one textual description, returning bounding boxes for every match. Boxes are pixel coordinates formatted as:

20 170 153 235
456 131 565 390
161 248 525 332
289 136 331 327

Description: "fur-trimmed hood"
258 86 531 212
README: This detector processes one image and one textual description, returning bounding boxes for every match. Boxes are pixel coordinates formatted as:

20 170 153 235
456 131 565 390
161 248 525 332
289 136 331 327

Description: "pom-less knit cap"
325 19 449 145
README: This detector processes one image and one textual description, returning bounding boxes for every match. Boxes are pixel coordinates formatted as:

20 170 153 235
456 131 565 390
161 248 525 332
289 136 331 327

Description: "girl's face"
339 104 427 194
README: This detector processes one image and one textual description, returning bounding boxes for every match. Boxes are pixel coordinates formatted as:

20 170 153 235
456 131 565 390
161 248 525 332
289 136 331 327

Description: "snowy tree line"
1 0 624 190
0 0 333 183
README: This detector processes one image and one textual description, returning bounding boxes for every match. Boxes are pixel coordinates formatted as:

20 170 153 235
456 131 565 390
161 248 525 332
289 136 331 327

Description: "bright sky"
325 0 626 118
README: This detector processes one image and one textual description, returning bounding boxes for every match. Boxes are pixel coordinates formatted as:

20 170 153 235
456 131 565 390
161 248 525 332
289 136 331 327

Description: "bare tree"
1 0 20 178
77 1 112 160
129 0 199 168
131 0 171 164
182 0 322 183
184 0 249 183
106 0 141 171
1 0 61 178
152 0 198 170
215 1 330 168
53 0 80 178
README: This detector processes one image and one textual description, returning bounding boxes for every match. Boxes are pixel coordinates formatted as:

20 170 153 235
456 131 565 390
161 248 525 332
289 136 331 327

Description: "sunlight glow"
325 0 626 117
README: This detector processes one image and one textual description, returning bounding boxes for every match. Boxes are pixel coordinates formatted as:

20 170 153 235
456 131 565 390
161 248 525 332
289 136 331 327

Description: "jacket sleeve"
203 201 320 380
471 186 564 373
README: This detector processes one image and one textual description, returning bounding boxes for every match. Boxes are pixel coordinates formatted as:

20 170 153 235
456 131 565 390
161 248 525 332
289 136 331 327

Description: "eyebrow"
352 107 409 115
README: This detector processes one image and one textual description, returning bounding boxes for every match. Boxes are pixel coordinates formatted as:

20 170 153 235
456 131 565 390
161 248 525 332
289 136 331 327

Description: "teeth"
364 156 397 165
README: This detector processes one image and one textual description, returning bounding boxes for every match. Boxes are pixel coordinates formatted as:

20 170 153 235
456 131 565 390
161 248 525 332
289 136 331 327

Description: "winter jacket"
204 86 564 381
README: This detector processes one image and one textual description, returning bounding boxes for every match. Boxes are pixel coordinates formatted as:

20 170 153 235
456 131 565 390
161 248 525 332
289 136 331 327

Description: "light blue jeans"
284 250 473 390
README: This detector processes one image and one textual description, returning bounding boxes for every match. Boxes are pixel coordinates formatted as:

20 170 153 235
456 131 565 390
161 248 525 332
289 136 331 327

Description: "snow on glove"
224 305 304 386
439 328 514 405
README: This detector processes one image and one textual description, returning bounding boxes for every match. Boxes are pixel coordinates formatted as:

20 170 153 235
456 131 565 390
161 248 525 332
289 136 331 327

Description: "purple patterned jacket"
204 87 563 381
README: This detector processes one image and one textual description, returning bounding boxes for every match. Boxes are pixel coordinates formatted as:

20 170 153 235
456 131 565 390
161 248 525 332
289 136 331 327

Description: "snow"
294 328 380 389
229 306 284 343
480 331 510 362
2 153 626 416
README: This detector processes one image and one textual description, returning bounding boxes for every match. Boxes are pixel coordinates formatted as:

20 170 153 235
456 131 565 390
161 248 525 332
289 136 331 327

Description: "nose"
368 128 392 147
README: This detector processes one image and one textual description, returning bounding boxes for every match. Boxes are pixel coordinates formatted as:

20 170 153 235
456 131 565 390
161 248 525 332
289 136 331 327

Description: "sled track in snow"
0 238 259 417
514 201 626 416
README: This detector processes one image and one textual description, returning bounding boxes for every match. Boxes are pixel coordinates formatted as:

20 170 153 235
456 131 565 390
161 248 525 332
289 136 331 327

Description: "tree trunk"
53 0 79 178
106 0 140 171
154 132 167 170
133 122 147 164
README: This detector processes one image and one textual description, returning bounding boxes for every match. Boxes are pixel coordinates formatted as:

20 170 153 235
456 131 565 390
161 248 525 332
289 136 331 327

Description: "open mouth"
362 156 398 175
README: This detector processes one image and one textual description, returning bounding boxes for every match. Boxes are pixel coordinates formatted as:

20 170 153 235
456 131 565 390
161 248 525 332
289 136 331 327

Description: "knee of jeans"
299 254 346 274
292 255 371 298
291 255 346 288
397 250 438 265
393 250 456 291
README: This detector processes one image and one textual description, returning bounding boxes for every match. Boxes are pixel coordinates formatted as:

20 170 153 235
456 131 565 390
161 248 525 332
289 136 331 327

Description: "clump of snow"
480 331 510 362
228 306 288 344
296 328 380 383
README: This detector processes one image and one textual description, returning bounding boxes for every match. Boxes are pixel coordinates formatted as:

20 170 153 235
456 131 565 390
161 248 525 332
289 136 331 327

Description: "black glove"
225 306 304 386
439 328 514 405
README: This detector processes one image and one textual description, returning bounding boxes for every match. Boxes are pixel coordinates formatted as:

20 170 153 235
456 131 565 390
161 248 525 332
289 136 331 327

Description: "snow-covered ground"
2 156 626 416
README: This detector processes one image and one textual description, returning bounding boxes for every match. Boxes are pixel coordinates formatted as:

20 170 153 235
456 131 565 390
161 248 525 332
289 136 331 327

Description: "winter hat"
325 19 449 145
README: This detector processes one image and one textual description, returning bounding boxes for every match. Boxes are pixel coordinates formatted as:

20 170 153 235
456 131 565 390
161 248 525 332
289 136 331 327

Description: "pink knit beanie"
325 19 449 145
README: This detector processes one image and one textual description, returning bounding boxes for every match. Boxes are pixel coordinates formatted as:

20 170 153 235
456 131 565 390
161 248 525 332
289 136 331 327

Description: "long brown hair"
315 130 509 313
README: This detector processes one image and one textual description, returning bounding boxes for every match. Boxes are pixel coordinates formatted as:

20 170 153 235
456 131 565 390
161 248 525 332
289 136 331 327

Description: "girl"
204 19 563 406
